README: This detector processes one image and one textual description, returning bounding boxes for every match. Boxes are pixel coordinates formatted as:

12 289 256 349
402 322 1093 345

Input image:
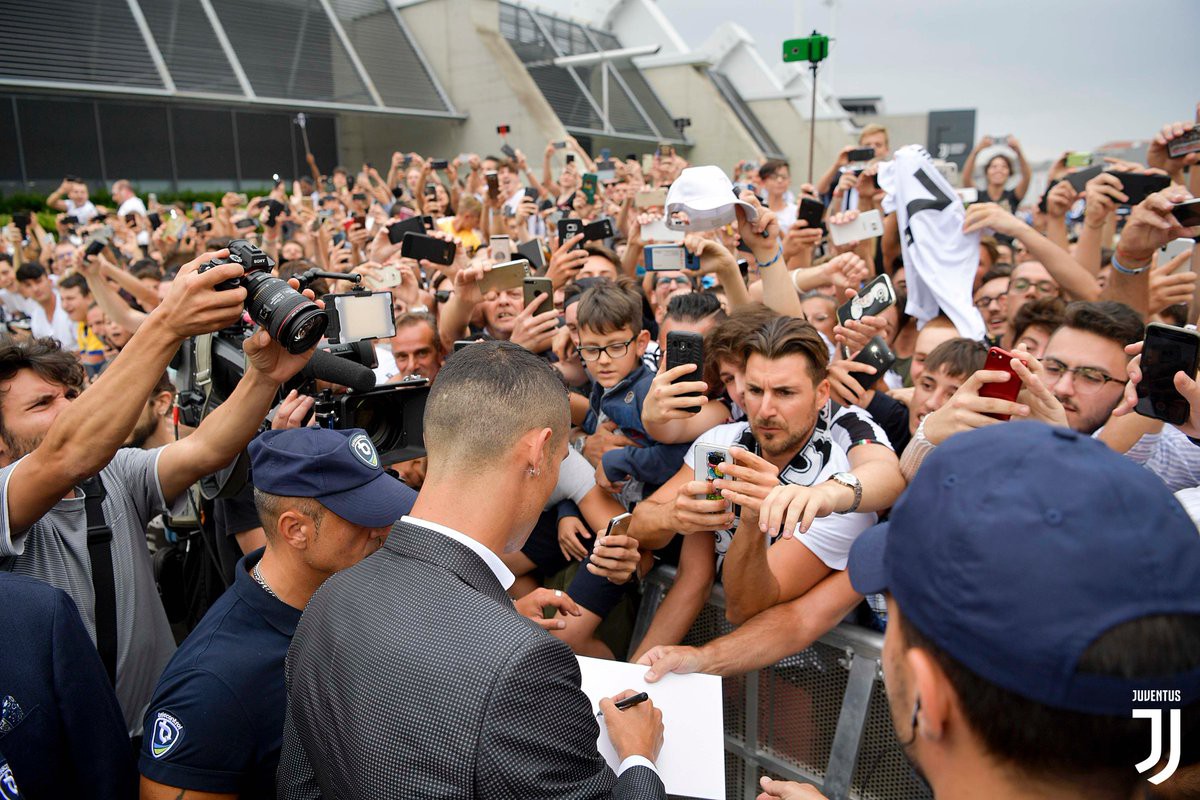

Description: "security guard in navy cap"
139 427 417 799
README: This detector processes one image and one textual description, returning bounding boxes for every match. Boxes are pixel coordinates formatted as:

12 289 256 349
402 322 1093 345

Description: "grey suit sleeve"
277 706 323 800
477 634 664 800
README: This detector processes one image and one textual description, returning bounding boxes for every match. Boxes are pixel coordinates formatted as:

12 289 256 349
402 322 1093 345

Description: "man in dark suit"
0 572 135 799
279 341 666 799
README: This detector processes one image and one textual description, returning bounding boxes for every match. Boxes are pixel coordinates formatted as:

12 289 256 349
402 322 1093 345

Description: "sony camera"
197 239 327 354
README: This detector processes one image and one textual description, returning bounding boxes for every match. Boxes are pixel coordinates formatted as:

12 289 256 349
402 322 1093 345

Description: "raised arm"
4 252 246 532
80 254 148 333
1103 188 1199 317
963 202 1100 302
1008 136 1032 201
737 195 802 318
961 136 992 189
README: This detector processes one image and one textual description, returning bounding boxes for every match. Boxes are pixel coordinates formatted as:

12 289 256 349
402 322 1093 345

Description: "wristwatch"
829 472 862 514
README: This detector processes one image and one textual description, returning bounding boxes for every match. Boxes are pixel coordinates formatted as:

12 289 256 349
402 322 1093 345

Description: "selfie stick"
294 112 312 156
782 32 830 183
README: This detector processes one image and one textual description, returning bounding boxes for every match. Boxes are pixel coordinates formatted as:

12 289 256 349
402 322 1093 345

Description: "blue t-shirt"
139 549 301 795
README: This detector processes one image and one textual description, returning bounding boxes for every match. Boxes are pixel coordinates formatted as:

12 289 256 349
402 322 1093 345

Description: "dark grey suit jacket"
277 520 665 800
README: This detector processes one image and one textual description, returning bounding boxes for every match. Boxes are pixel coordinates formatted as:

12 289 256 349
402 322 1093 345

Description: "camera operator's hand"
600 689 664 765
153 249 247 339
1148 116 1200 181
271 389 315 430
513 587 582 631
587 533 641 585
509 293 558 353
643 364 709 425
242 279 320 383
546 233 588 289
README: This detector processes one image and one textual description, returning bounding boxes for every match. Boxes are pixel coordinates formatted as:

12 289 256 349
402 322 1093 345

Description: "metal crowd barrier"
629 567 932 800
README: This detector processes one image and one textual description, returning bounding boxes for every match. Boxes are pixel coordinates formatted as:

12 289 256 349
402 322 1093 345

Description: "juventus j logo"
1133 708 1181 785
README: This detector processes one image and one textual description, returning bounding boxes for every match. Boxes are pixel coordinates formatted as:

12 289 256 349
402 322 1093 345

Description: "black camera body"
198 239 327 354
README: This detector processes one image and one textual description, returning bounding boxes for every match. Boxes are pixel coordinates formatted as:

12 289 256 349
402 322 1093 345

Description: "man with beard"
0 250 316 738
628 317 905 635
757 423 1200 800
124 372 187 449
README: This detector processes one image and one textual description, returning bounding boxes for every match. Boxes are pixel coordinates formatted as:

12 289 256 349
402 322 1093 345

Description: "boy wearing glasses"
575 279 689 506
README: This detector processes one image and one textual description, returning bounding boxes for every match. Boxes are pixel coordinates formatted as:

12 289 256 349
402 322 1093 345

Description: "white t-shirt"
65 199 99 224
685 402 888 571
117 196 147 218
9 291 76 351
548 449 596 508
774 202 798 232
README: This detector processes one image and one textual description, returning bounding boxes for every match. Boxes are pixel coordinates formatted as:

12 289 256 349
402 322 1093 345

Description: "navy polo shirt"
139 549 300 795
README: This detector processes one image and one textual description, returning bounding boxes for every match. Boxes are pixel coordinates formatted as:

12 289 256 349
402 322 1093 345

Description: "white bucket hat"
664 165 759 232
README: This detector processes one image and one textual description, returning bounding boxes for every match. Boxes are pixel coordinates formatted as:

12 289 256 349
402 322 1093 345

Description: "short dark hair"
577 278 643 336
130 259 162 281
1013 297 1066 344
900 610 1200 796
276 259 327 296
923 338 987 380
757 159 789 180
743 316 828 384
582 243 621 272
58 273 89 295
0 337 85 444
706 304 782 373
665 292 724 325
980 264 1013 284
252 488 326 541
15 263 45 282
1062 301 1144 349
426 341 569 467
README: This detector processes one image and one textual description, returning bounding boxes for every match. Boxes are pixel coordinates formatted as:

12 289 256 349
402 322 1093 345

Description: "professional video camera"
176 264 429 498
197 239 327 354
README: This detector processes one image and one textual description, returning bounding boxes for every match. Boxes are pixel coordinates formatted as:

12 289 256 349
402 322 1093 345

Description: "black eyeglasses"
577 337 634 362
1041 358 1127 395
973 293 1005 309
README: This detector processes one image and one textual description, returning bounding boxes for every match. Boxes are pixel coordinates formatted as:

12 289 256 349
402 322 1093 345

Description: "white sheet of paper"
577 655 725 800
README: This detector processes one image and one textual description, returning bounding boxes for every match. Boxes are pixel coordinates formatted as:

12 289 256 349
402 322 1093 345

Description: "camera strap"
82 475 118 686
193 333 215 410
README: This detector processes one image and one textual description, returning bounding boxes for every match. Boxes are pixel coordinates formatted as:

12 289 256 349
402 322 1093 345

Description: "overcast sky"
654 0 1199 162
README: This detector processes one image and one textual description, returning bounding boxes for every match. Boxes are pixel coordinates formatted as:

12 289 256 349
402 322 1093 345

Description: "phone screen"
1137 325 1200 425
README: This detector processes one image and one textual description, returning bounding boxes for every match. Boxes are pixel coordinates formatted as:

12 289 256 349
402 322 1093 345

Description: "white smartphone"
692 442 732 501
829 209 884 246
1160 238 1195 273
489 235 513 262
641 217 685 244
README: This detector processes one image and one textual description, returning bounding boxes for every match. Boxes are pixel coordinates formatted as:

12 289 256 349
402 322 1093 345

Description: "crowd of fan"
1 109 1199 800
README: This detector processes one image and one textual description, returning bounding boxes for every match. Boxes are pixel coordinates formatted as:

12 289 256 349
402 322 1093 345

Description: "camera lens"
242 272 328 353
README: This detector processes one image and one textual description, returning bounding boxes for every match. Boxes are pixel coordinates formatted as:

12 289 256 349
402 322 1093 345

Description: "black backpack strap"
81 475 117 686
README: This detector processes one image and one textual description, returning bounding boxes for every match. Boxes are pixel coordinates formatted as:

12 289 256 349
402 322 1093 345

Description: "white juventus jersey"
880 145 985 340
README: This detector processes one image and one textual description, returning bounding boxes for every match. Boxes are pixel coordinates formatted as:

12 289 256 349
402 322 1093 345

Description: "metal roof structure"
499 2 685 143
0 0 460 118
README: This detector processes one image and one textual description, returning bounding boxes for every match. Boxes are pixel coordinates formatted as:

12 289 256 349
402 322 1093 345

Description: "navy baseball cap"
248 427 416 528
849 421 1200 715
